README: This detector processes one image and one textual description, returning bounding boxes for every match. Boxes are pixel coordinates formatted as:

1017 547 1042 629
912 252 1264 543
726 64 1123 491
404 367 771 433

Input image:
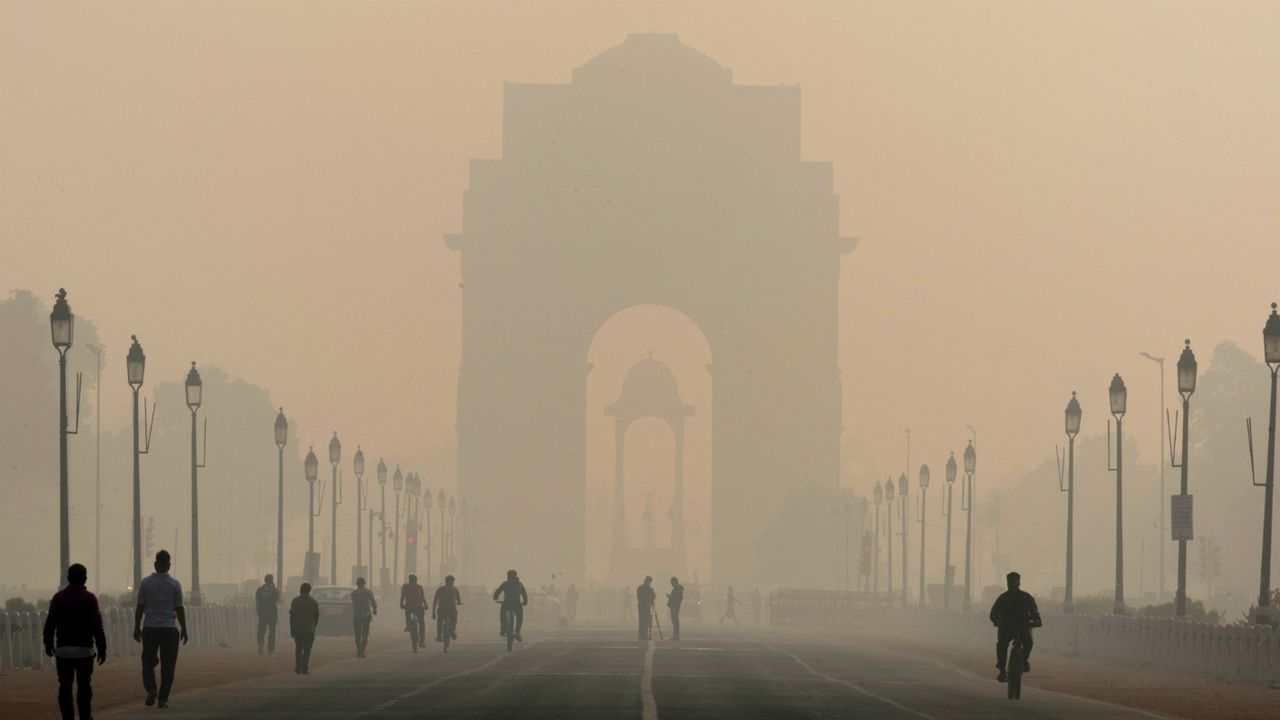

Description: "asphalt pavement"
102 624 1173 720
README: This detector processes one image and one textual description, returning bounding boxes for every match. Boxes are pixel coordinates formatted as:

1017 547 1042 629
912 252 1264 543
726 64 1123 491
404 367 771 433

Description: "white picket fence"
0 605 254 672
767 590 1280 686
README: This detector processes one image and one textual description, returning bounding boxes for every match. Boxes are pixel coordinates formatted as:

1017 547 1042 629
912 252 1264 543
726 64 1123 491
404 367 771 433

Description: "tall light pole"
423 481 433 586
898 473 908 606
1108 373 1128 615
885 477 895 604
304 447 319 583
126 335 147 593
872 483 882 597
943 452 957 608
1174 341 1198 617
449 497 457 566
1139 350 1167 600
917 464 929 606
377 458 388 592
185 363 205 605
962 441 976 611
87 344 102 593
354 446 365 584
1256 304 1280 625
1061 392 1082 614
49 289 76 587
392 466 403 584
274 409 287 593
438 489 447 575
328 432 341 584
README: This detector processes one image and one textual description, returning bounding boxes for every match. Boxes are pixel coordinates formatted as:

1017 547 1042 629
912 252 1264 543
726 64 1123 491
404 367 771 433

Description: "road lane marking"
641 641 659 720
349 639 545 720
775 646 938 720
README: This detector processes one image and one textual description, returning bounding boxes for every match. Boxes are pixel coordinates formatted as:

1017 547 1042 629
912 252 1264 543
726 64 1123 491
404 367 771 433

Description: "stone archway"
449 33 852 584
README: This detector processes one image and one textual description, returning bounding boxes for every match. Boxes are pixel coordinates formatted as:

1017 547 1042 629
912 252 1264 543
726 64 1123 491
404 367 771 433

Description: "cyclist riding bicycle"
400 574 427 645
492 570 528 642
432 575 462 642
989 571 1041 683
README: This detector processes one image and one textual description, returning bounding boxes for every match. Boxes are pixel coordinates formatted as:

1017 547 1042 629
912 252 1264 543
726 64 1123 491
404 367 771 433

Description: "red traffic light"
407 536 415 545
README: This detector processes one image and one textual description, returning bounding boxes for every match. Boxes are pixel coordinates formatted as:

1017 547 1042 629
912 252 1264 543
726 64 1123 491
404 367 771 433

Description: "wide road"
103 625 1169 720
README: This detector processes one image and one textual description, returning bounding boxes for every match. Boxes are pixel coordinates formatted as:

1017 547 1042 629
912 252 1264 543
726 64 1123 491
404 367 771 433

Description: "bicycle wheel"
411 617 420 653
505 611 515 652
1007 644 1022 700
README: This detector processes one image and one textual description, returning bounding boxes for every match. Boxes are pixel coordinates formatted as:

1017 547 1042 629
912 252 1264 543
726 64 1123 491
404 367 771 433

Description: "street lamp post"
962 441 976 611
377 459 388 592
49 289 77 587
126 335 148 592
1108 373 1128 615
1174 341 1198 617
1139 350 1167 600
1256 304 1280 624
438 489 447 574
1061 392 1082 614
885 477 895 604
304 447 320 583
274 410 287 594
918 464 929 606
185 362 206 605
898 474 908 606
354 446 365 585
449 497 457 567
424 482 433 586
943 452 957 608
392 467 404 583
328 433 341 584
873 483 882 597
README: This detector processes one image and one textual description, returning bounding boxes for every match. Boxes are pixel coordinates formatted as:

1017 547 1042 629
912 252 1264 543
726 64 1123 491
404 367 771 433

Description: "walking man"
667 577 684 641
43 563 106 720
636 576 656 641
133 550 188 709
719 586 739 625
289 583 319 674
351 577 377 658
621 587 633 621
254 573 280 656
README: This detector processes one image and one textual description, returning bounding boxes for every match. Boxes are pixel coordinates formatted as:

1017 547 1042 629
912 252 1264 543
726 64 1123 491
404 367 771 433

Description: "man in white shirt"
133 550 189 709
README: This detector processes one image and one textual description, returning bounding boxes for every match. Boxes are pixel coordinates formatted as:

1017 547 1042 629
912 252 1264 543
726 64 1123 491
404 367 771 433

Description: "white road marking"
641 641 659 720
349 639 544 720
776 646 939 720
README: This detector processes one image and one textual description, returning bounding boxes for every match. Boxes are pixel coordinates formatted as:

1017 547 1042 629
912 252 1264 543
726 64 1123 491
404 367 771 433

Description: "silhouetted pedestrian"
621 587 633 621
254 573 280 656
133 550 188 709
750 588 762 623
636 576 656 641
719 586 739 625
667 577 684 641
351 577 377 658
43 563 106 720
566 583 579 622
290 583 319 674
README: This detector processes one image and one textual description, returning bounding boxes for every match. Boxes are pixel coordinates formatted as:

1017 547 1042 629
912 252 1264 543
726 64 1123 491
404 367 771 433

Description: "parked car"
311 585 355 636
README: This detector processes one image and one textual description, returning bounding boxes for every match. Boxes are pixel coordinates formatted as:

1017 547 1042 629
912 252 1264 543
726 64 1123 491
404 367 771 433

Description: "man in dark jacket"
43 563 107 720
254 573 280 656
667 577 684 641
636 577 656 641
989 571 1041 682
289 583 320 674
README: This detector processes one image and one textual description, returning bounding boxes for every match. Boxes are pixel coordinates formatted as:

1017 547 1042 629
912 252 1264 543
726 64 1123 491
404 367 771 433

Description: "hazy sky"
4 0 1279 491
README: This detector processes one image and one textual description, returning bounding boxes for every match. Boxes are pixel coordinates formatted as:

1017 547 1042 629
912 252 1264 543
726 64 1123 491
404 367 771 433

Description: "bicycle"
499 605 517 652
435 612 457 653
1001 620 1038 700
406 609 426 653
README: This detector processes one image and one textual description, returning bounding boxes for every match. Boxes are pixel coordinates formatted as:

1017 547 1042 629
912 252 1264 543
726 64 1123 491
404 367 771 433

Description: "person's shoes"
997 670 1007 683
1023 661 1031 673
157 700 168 709
451 631 457 640
145 693 156 706
515 633 523 642
302 668 309 675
